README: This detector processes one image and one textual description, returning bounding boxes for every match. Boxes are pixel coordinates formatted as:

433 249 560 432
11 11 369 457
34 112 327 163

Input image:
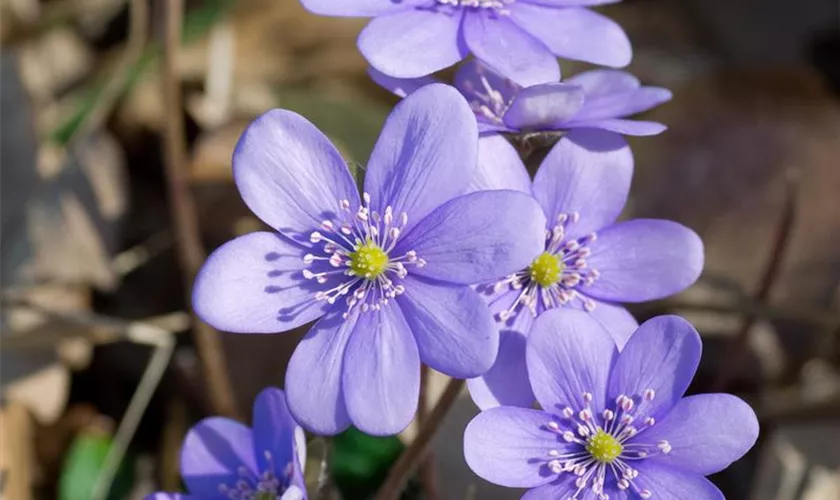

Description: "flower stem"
373 377 465 500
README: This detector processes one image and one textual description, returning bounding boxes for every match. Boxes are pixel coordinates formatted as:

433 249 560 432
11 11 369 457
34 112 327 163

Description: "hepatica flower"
300 0 631 84
466 130 703 409
464 310 759 499
148 388 307 500
372 60 671 137
192 84 546 436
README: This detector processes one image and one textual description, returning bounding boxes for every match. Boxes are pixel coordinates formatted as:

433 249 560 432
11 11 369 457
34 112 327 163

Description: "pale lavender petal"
285 310 356 435
180 418 256 496
467 329 534 410
564 69 640 95
585 219 703 302
523 0 620 5
454 59 522 114
607 315 701 421
573 87 672 122
526 308 617 414
364 83 477 231
531 130 632 239
468 135 532 194
464 11 560 87
585 300 637 350
464 407 569 487
478 121 515 134
368 67 437 98
630 462 725 500
233 110 359 237
359 9 467 78
638 394 759 475
510 4 631 68
566 118 667 136
397 190 546 285
192 232 332 334
520 477 577 500
252 387 296 474
281 486 306 500
397 277 498 378
301 0 426 16
144 494 195 500
502 83 585 130
343 305 419 435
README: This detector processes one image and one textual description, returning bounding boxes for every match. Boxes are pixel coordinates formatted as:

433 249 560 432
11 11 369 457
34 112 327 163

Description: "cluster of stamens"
542 390 672 499
458 71 516 124
435 0 515 14
217 451 292 500
303 193 425 318
491 212 600 322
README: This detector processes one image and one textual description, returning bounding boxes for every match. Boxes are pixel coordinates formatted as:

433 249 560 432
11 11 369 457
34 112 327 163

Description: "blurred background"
1 0 839 499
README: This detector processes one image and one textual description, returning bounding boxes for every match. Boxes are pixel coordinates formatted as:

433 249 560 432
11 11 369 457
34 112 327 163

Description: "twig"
637 298 840 330
161 0 238 419
713 172 799 391
91 325 175 500
417 365 439 500
373 378 465 500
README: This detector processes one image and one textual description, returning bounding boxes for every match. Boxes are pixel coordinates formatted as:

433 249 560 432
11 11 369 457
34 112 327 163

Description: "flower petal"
520 477 578 500
584 219 704 302
510 4 631 67
573 87 672 121
285 310 355 435
397 277 498 378
359 9 467 78
398 190 546 285
453 59 522 114
502 83 585 131
463 11 560 87
526 308 617 414
193 232 332 334
532 130 632 239
524 0 620 5
467 329 534 409
631 461 725 500
566 118 667 136
281 486 306 500
252 387 297 474
368 67 437 98
564 69 640 95
342 305 420 436
464 407 568 487
364 83 477 231
144 494 195 500
469 135 532 194
301 0 425 16
638 394 759 475
233 110 359 237
607 315 702 421
180 417 256 496
585 300 638 350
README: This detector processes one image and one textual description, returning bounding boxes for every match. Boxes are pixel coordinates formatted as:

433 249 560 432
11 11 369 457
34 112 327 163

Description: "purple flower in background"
147 388 307 500
300 0 631 84
466 130 703 409
373 60 672 137
464 310 759 500
192 84 546 436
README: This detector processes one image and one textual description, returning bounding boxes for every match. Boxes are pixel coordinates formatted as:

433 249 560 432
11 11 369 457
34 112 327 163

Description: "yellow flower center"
528 252 564 287
349 240 389 279
586 430 623 464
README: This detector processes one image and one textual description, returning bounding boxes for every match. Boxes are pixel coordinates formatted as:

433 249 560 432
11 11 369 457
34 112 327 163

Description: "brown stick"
713 171 799 391
373 378 465 500
417 365 439 500
161 0 238 418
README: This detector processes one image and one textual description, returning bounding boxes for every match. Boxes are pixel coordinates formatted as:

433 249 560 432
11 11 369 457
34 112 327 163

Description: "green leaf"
331 427 404 500
58 432 134 500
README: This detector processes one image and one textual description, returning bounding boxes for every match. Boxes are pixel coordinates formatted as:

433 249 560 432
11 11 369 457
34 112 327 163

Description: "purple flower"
300 0 631 84
192 84 546 436
147 388 307 500
372 60 671 137
465 130 703 409
464 310 759 500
